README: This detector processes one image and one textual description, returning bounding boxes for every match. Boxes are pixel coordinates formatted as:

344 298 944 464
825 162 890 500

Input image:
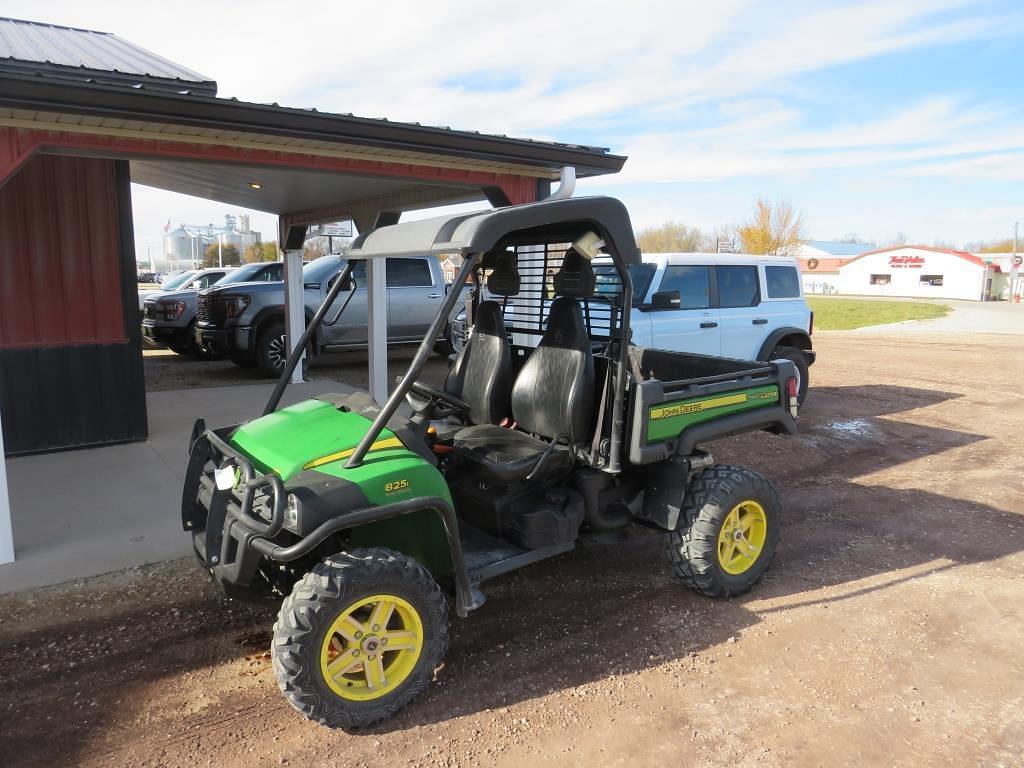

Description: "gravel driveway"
3 329 1023 768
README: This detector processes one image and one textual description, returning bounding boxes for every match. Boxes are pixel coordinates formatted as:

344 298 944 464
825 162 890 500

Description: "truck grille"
196 294 209 323
196 294 226 325
143 301 156 320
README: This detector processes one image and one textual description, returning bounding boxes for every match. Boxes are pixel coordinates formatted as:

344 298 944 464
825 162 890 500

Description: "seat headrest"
473 300 506 337
552 249 596 298
485 251 520 297
542 296 589 350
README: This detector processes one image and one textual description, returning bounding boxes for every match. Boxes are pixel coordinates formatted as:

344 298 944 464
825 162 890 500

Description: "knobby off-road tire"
666 465 781 598
272 548 449 729
772 345 809 405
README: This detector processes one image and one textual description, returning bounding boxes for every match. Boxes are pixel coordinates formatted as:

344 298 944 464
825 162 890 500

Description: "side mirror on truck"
651 289 681 309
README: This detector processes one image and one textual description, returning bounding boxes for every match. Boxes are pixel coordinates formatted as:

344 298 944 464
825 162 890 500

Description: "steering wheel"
406 380 471 416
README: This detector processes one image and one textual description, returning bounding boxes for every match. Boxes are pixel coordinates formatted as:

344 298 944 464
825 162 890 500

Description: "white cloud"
3 0 1021 248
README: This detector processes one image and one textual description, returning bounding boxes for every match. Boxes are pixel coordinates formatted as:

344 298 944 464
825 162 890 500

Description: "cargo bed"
627 346 798 465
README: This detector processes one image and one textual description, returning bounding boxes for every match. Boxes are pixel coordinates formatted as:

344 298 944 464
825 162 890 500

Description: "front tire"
256 320 288 377
272 548 449 729
666 465 781 598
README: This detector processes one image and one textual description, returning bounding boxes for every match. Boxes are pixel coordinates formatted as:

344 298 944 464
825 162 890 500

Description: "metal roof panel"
0 17 216 94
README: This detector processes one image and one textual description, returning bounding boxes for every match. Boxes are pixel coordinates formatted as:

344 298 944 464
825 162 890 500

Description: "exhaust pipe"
546 166 576 201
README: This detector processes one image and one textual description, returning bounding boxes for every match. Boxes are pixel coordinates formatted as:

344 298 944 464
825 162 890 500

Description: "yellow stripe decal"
302 437 405 470
650 393 748 421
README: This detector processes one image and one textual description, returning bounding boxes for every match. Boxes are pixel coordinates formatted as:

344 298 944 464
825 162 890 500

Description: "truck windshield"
162 271 197 291
302 255 343 284
593 263 656 306
215 262 275 286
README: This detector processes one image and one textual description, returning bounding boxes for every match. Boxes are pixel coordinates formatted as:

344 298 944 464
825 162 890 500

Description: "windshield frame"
302 255 343 284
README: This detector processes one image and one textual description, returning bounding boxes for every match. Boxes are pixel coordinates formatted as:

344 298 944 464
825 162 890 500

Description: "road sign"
314 221 353 238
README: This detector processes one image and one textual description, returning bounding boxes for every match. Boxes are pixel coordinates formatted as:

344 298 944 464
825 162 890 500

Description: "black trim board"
0 76 626 177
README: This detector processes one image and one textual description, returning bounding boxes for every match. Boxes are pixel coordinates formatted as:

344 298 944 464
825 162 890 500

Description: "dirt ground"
3 328 1024 768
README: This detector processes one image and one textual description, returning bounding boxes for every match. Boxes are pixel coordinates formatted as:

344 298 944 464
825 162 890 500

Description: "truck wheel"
272 548 449 729
666 465 781 598
256 320 288 377
771 346 809 405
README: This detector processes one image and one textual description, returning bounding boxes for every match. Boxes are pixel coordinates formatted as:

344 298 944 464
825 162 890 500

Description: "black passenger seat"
453 250 596 483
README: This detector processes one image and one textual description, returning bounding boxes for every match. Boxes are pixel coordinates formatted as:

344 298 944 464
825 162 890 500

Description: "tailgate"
627 354 798 465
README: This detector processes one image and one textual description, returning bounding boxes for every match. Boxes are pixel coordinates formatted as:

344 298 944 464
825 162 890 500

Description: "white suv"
600 252 815 402
451 251 816 402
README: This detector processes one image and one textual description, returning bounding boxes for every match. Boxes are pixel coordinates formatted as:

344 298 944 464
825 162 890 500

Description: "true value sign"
889 255 925 268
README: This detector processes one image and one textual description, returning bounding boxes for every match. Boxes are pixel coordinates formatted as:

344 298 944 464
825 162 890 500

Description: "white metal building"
837 245 1001 301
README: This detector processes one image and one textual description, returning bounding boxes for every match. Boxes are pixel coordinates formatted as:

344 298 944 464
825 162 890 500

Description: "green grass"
807 297 951 330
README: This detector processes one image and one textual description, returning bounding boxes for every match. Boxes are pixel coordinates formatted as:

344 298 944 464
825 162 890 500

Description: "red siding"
0 155 126 348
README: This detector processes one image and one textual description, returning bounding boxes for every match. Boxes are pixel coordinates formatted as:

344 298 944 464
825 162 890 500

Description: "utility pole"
1012 221 1019 302
218 233 224 268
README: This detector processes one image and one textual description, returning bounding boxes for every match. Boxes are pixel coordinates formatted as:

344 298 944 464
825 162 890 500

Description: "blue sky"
7 0 1023 254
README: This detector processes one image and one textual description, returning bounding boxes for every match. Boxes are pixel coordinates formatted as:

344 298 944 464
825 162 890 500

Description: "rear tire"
256 320 288 377
666 465 781 598
272 548 449 729
771 346 809 405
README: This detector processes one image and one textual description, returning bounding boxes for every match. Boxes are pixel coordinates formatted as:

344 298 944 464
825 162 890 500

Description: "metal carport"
0 16 624 571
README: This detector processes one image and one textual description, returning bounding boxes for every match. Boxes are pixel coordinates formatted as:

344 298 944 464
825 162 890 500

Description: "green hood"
229 398 401 479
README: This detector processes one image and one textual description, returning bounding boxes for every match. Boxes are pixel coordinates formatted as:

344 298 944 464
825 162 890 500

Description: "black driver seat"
443 252 519 425
453 250 597 484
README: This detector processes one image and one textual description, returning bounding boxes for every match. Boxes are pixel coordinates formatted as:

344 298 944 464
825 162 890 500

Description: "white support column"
0 406 13 564
283 249 305 384
366 258 388 404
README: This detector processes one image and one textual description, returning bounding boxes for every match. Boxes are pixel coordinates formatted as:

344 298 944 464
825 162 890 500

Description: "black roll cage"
262 220 635 473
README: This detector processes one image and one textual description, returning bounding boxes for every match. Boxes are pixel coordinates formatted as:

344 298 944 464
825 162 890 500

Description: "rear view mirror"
651 290 681 309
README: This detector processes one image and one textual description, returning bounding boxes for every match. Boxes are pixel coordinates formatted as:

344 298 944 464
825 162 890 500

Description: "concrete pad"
0 379 354 593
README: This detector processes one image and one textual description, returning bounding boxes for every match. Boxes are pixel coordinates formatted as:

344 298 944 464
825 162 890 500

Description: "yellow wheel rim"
717 500 768 575
319 594 424 701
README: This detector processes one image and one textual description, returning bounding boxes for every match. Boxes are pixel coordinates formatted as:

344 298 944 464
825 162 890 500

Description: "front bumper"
181 423 287 598
142 321 190 346
196 325 251 355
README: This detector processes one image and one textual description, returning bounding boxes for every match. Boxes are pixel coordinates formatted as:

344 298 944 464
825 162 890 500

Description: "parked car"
138 269 198 311
195 254 458 376
451 252 815 402
137 271 158 283
140 266 241 354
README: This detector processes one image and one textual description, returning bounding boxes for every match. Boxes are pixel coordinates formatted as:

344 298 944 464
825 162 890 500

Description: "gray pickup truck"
142 262 284 357
195 254 458 376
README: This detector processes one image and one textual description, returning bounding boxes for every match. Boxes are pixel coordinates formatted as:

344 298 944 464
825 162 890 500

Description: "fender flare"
250 307 318 353
756 326 812 361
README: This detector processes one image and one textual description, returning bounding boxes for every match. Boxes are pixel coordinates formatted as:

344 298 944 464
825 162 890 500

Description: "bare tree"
736 198 806 256
636 221 706 253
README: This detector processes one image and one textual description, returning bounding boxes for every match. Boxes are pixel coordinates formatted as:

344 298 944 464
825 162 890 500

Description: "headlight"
224 295 251 318
158 300 186 321
284 493 301 532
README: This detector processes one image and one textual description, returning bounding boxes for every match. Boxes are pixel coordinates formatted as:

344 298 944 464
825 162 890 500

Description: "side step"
460 522 575 588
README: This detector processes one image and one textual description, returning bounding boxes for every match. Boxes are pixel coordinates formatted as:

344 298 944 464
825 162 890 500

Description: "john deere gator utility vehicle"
181 196 801 728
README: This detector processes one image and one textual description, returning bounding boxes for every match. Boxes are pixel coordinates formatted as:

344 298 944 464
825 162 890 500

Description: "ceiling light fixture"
248 182 262 190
